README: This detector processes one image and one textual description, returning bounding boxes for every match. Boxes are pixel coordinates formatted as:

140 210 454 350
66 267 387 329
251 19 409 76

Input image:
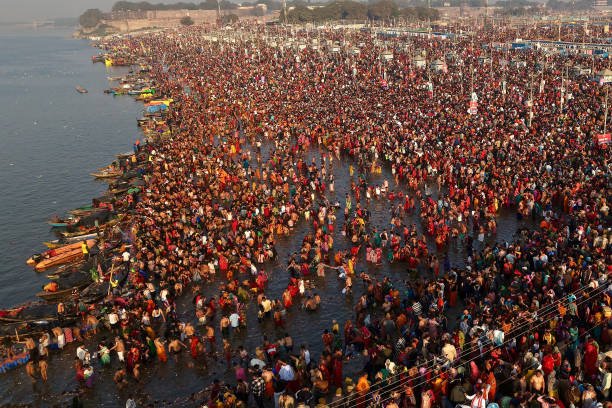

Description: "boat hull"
29 240 95 271
36 283 88 301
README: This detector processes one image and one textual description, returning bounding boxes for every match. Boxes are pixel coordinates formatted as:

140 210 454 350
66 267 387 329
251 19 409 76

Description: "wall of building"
103 8 278 32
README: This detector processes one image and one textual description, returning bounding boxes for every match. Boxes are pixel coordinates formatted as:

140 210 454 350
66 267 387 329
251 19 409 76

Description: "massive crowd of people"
8 21 612 408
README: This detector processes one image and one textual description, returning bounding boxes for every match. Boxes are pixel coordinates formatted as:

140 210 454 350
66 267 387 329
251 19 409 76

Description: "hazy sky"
0 0 186 23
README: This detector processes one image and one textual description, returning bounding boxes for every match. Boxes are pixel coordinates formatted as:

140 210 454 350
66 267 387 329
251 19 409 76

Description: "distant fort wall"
102 9 276 32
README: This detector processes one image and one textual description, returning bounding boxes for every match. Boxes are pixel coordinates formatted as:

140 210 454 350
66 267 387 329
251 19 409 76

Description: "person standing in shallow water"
155 337 167 363
25 361 37 382
110 337 125 363
38 358 47 382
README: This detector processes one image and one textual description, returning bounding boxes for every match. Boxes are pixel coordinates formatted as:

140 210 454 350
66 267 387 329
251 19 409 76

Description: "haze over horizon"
0 0 190 23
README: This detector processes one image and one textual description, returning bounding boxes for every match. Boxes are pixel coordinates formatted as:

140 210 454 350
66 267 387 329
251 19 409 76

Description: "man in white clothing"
457 385 490 408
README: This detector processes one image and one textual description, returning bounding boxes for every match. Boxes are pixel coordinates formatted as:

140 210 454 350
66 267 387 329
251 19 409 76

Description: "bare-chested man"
220 315 230 338
530 370 545 394
168 338 187 362
110 337 126 362
39 358 48 382
114 368 128 389
25 361 37 381
184 323 195 337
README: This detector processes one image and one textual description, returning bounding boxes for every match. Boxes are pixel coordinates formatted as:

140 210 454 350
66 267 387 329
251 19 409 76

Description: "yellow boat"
147 98 173 106
43 241 63 249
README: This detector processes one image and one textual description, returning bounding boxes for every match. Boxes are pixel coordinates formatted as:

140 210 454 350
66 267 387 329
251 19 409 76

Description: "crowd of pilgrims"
19 22 612 408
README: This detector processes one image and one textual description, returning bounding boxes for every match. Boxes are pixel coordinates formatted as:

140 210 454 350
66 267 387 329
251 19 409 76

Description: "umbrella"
250 358 266 369
279 364 295 381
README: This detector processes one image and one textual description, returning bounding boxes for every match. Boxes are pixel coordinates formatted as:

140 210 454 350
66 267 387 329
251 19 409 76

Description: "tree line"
282 0 440 23
79 0 594 29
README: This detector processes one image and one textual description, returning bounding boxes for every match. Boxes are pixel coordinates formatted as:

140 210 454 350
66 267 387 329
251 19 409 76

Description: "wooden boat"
29 248 86 271
80 281 110 303
31 240 96 272
109 187 128 196
0 351 29 374
68 204 93 213
34 252 86 271
47 268 85 281
0 302 57 323
59 225 100 239
44 230 99 248
91 169 122 179
59 216 117 238
36 283 89 301
75 85 88 94
0 306 25 321
116 152 134 160
63 232 100 244
43 241 63 249
26 240 95 266
46 259 86 278
69 207 106 217
48 215 79 228
136 93 154 100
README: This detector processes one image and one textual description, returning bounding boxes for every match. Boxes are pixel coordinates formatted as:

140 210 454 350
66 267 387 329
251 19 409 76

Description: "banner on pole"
595 133 611 146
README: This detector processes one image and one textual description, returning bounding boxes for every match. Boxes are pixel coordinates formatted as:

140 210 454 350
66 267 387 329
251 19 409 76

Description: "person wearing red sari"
190 336 200 359
332 352 343 388
583 337 599 380
126 347 139 376
482 367 496 402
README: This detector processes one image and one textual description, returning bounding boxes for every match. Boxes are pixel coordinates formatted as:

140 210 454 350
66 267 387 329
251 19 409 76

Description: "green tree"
180 16 195 25
320 1 368 20
79 8 103 28
222 13 239 24
253 5 266 16
367 0 399 20
400 6 439 20
547 0 592 10
260 0 281 11
285 5 314 22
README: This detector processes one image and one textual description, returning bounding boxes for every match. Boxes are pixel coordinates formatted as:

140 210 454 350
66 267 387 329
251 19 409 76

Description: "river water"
0 27 141 309
0 28 531 407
